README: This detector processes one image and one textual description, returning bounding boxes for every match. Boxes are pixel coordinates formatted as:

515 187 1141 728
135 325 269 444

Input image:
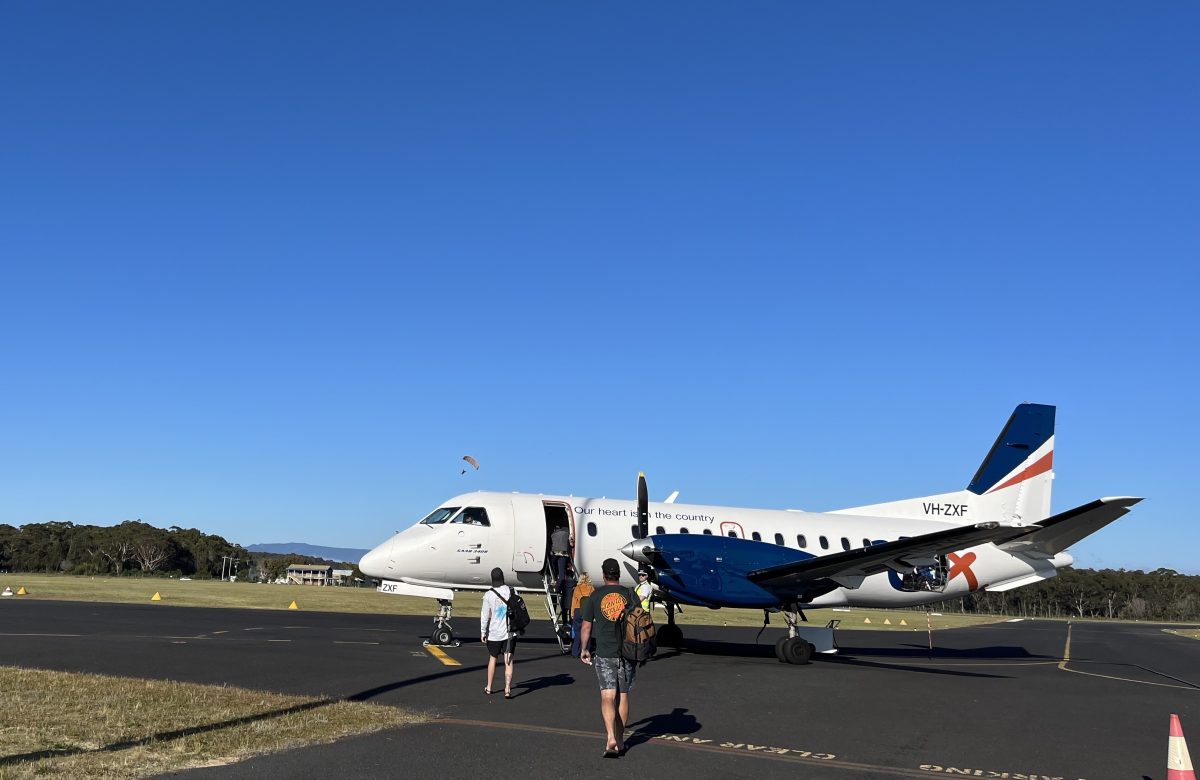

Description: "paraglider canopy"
460 455 480 474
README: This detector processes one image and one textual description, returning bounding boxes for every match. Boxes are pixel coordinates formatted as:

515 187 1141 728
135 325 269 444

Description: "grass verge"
0 666 423 780
1 572 1002 630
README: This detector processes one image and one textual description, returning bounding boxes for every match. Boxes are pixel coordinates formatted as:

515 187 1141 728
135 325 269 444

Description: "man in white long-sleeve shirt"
480 567 516 698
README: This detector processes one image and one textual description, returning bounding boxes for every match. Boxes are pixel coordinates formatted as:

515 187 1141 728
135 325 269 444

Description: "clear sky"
2 3 1196 573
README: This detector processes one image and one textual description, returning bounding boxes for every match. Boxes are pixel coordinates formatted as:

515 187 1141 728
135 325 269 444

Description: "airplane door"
510 494 546 572
720 521 745 538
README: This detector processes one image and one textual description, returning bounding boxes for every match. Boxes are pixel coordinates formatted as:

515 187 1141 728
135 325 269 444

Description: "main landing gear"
422 599 461 648
773 606 814 665
655 601 683 649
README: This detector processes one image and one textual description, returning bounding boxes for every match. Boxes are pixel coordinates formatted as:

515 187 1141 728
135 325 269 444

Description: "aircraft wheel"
774 636 790 663
783 637 813 665
432 625 454 646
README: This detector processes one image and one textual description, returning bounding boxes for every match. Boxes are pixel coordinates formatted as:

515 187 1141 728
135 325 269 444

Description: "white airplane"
359 403 1140 663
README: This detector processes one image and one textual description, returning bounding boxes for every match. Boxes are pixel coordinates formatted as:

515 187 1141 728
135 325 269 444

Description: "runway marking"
424 646 461 666
333 641 381 645
243 627 263 631
1057 623 1200 691
212 630 228 635
137 635 210 640
0 633 82 638
267 639 291 643
437 718 1087 779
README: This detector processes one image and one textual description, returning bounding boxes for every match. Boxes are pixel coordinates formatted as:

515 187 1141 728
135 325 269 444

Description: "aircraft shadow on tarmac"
838 642 1051 661
662 639 1016 678
347 650 566 703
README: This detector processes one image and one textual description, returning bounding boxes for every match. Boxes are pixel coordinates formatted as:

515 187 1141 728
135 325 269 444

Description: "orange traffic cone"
1169 714 1196 780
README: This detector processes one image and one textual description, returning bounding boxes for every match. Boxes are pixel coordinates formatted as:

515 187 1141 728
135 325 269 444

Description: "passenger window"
702 529 712 535
727 531 737 538
751 531 761 542
819 536 829 550
679 527 689 534
863 538 871 548
841 537 850 551
774 533 784 546
587 522 597 537
797 534 807 548
656 526 666 535
631 525 638 537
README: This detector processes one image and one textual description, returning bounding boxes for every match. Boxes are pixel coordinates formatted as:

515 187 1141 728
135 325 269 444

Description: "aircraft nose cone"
620 538 656 565
359 540 393 579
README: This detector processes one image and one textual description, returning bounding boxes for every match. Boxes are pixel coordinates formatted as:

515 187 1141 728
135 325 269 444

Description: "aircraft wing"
747 521 1032 591
999 496 1142 557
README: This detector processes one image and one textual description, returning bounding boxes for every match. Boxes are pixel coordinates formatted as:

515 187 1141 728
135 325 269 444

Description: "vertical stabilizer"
967 403 1055 524
829 403 1055 524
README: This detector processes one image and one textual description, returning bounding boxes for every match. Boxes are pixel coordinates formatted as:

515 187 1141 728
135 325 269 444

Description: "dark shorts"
486 637 516 658
593 656 636 692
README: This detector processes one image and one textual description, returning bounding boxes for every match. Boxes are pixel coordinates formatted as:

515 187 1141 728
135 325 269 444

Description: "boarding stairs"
542 571 570 653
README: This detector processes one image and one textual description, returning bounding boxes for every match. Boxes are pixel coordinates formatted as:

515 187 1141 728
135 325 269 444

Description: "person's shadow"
625 707 702 751
510 673 573 698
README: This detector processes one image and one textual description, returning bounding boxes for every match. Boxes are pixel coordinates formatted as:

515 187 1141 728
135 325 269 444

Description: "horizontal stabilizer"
999 497 1142 557
748 521 1032 591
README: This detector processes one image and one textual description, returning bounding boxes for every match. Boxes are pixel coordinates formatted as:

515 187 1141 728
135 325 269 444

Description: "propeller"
636 471 649 540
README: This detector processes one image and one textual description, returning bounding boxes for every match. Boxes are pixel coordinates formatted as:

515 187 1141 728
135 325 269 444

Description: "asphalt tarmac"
2 598 1197 779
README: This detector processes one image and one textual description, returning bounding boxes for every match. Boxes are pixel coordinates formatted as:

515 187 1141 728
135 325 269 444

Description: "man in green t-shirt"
580 558 637 758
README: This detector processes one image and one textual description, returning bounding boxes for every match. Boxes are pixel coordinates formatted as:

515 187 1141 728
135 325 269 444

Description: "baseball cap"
601 558 620 579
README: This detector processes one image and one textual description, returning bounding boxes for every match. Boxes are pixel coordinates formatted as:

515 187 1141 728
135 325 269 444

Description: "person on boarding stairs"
570 572 596 658
481 567 516 698
550 523 572 594
580 558 639 758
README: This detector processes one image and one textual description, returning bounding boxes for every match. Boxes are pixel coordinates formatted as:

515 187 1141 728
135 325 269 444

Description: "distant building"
331 569 354 585
286 564 333 586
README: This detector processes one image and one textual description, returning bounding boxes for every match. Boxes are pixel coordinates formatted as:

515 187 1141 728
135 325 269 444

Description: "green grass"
0 666 423 780
1 573 1003 630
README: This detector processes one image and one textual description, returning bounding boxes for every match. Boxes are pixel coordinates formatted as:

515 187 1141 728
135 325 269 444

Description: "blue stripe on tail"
966 403 1056 495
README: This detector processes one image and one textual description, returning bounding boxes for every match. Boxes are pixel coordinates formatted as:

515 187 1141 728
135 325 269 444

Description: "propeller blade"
636 471 649 540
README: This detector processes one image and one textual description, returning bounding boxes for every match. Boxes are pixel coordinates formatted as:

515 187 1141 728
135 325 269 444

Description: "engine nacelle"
623 533 817 608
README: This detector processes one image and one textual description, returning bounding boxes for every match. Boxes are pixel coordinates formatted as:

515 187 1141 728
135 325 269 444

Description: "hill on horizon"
246 542 369 564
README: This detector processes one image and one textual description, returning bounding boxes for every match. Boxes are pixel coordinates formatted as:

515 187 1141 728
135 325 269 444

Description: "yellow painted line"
1058 622 1199 691
267 639 291 643
425 645 461 666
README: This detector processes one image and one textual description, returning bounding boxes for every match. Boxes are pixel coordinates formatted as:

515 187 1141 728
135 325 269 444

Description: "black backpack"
493 587 531 635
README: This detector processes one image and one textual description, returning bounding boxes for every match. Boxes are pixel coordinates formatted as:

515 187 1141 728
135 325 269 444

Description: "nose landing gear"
422 599 461 648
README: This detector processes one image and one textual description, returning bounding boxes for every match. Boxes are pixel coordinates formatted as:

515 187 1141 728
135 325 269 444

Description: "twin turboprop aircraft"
359 403 1141 664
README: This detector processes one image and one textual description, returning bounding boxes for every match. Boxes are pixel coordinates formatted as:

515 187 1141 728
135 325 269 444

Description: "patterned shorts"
593 656 637 692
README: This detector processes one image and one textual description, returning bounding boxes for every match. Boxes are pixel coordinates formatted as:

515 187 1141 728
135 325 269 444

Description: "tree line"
0 520 357 582
927 566 1200 621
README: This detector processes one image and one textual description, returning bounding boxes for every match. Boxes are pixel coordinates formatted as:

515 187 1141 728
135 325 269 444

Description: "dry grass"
0 572 1001 631
1164 628 1200 640
0 666 422 780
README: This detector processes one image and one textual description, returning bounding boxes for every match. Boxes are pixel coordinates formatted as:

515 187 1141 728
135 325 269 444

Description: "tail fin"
829 403 1056 524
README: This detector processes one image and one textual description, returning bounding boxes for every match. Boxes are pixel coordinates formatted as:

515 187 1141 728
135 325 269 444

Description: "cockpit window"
420 506 461 525
454 507 490 526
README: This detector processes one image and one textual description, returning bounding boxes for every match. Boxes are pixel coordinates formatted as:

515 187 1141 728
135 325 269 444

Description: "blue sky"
2 3 1196 573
